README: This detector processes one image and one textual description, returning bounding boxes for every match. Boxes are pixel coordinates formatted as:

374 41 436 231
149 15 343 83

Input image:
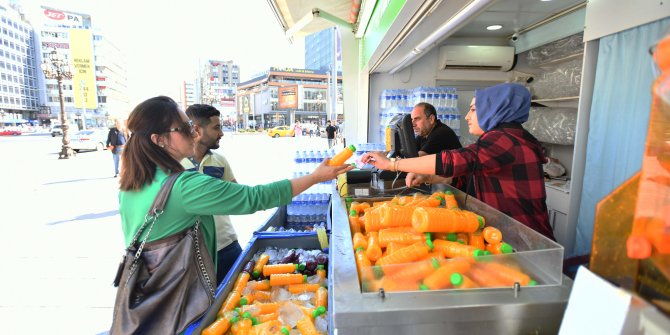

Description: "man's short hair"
185 104 220 126
415 102 437 119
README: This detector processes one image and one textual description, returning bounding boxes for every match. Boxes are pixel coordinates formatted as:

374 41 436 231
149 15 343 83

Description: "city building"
199 60 238 124
179 80 196 111
32 5 128 127
236 67 342 130
92 33 128 124
0 2 40 127
304 27 341 72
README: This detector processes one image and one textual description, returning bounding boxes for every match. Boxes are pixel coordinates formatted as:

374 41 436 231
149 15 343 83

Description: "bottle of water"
294 150 302 172
439 89 447 108
402 91 410 108
301 151 308 173
452 89 459 109
454 113 461 137
380 90 387 109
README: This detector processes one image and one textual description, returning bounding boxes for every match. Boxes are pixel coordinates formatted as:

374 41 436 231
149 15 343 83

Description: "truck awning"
267 0 362 39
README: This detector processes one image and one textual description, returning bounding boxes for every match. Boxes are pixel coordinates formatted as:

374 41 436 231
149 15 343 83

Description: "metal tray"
330 184 573 334
186 234 329 334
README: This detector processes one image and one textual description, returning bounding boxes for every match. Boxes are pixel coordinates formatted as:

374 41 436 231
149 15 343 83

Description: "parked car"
51 123 79 136
0 127 21 136
267 125 295 138
69 129 108 152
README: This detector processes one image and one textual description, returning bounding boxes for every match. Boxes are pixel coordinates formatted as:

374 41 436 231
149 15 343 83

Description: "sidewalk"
0 133 334 334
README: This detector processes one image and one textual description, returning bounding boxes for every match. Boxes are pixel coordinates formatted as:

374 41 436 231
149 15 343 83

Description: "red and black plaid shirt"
436 123 555 240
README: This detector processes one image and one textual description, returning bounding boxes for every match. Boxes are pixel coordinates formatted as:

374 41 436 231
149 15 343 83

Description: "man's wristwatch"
389 157 397 172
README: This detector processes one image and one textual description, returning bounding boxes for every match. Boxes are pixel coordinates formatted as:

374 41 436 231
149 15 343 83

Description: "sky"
19 0 305 106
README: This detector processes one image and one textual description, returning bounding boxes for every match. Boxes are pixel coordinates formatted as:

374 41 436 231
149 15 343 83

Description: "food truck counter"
329 183 574 334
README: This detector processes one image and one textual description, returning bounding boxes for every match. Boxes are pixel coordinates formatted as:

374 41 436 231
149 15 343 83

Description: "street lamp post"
41 49 74 159
79 80 86 130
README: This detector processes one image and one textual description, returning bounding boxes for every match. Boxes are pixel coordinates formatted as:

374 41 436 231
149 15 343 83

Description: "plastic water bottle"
440 90 447 108
454 113 461 136
452 89 459 109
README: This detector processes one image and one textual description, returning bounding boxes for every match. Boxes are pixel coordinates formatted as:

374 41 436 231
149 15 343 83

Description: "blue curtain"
574 18 670 256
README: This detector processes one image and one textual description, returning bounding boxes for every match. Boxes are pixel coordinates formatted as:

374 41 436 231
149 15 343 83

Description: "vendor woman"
362 83 555 240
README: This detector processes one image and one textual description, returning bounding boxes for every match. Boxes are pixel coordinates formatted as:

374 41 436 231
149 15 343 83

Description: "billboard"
278 85 298 109
42 7 87 27
69 29 98 109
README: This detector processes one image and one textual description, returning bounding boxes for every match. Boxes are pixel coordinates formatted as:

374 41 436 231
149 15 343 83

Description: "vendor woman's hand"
361 151 392 171
311 159 354 183
405 172 427 187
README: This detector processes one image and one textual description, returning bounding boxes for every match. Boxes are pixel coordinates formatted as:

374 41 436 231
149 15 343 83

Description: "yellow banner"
69 29 97 109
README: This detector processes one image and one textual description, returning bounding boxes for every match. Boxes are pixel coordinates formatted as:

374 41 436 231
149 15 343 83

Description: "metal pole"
79 80 86 130
58 75 74 159
330 27 338 123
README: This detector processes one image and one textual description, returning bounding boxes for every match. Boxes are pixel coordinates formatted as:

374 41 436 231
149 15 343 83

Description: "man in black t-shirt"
411 102 467 191
325 120 337 149
412 102 461 155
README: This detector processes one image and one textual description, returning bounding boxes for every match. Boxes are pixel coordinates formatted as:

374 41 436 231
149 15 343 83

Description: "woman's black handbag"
110 172 216 334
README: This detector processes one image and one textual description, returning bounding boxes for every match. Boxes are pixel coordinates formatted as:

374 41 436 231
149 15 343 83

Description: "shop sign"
270 67 316 75
43 7 83 26
41 42 70 49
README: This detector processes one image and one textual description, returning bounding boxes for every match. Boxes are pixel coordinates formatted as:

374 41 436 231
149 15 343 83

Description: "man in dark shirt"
106 119 127 178
411 102 466 189
412 102 461 156
325 120 337 148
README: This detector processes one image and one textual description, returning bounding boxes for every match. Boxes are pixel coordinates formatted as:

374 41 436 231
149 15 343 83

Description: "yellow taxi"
267 125 295 138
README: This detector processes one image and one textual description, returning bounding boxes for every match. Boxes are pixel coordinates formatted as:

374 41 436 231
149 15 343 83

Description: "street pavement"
0 131 336 334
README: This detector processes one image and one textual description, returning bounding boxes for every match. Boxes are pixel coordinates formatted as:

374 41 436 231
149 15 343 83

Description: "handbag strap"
127 172 184 273
128 172 183 248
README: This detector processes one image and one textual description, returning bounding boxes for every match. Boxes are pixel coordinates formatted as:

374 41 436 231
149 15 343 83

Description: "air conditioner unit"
439 45 515 71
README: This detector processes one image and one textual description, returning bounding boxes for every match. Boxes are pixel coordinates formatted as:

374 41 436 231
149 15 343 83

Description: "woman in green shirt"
118 96 352 273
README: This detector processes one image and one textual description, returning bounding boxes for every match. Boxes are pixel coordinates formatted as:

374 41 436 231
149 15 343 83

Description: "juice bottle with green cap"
328 145 356 166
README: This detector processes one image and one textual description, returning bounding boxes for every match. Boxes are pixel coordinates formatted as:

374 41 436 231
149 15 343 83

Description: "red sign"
44 9 66 20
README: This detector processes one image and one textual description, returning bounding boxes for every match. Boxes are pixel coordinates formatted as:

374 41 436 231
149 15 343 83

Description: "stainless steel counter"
329 185 573 334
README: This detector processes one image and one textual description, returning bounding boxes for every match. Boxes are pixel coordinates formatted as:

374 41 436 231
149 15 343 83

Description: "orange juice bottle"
329 145 356 165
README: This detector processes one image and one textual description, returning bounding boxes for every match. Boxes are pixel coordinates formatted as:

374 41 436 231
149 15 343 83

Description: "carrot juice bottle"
329 145 356 166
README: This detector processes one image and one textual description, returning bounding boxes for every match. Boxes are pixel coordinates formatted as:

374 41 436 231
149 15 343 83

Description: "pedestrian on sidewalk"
325 120 337 149
106 119 128 178
181 104 241 284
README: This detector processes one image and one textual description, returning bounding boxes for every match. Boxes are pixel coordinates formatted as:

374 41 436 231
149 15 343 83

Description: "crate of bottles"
187 234 330 335
254 193 332 236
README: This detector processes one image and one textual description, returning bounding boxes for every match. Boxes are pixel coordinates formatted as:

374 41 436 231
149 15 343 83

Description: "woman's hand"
361 151 392 171
405 173 427 187
311 159 354 183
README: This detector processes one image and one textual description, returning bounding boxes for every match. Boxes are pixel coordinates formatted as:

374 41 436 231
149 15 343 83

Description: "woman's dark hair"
120 96 185 191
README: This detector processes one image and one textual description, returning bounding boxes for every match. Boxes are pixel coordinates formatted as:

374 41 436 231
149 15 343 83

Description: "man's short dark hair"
185 104 220 126
416 102 437 119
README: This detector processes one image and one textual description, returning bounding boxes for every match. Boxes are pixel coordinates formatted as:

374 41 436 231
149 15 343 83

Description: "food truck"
188 1 670 334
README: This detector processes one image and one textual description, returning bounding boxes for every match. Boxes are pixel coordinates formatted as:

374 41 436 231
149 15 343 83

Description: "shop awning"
267 0 369 39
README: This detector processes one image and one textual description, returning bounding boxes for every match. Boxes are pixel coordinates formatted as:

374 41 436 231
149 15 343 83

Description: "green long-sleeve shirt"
119 168 292 266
